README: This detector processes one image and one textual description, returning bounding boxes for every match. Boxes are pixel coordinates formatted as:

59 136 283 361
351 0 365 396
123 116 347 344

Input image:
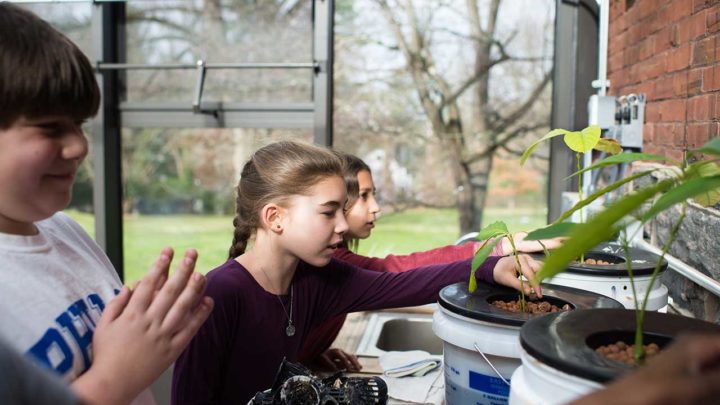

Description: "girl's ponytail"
228 212 252 259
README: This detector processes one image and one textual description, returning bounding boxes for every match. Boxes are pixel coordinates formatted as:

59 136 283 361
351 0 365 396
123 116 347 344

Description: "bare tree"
373 0 552 233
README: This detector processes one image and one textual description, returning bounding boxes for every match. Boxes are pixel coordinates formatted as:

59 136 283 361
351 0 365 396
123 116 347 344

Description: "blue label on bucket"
469 370 510 398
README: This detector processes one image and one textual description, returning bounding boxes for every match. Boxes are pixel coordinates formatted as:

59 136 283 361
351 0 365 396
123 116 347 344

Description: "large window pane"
124 0 313 103
334 0 554 250
121 128 313 283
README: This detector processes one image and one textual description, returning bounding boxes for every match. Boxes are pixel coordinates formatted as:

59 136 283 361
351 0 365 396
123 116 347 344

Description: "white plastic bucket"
546 272 668 312
509 349 602 405
433 306 521 405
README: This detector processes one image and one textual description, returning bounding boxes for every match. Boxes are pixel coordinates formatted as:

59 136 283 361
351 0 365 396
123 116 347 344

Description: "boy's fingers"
148 250 197 319
170 296 214 348
127 248 174 312
98 286 131 327
160 271 207 331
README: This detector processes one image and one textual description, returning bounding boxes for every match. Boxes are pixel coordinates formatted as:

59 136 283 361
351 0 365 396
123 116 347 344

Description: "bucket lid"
438 282 622 327
519 308 720 383
529 242 667 276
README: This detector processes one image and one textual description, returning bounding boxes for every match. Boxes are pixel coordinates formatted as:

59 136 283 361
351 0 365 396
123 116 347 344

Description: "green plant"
521 125 621 262
526 137 720 363
469 221 528 310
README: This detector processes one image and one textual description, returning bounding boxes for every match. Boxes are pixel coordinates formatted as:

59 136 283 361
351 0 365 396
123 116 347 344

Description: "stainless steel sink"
355 311 443 357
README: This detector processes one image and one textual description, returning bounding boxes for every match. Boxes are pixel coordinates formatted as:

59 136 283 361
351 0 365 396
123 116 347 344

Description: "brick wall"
608 0 719 161
609 0 720 319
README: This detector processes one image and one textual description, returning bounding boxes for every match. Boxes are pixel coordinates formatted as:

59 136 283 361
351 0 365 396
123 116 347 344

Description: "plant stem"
620 237 641 363
577 152 585 264
508 234 526 311
634 202 687 363
538 240 550 258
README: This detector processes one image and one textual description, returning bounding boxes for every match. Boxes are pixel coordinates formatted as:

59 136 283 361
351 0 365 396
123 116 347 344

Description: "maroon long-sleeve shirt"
298 242 504 363
171 256 499 404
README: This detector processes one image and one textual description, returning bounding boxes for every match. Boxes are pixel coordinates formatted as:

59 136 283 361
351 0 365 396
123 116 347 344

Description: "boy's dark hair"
0 2 100 128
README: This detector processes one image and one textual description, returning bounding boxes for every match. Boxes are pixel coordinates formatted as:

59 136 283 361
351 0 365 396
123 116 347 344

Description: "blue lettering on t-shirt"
56 299 95 369
28 328 74 373
26 294 107 376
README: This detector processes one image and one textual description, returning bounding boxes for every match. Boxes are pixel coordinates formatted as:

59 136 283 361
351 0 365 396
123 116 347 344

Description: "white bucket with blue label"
433 306 520 405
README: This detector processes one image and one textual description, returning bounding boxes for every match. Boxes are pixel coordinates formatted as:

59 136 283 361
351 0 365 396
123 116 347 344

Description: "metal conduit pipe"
633 239 720 298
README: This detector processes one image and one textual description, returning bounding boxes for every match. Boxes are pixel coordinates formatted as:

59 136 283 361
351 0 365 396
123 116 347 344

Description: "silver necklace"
260 268 295 337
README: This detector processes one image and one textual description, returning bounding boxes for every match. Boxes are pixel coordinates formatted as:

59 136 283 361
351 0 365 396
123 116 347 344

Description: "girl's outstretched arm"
334 242 503 273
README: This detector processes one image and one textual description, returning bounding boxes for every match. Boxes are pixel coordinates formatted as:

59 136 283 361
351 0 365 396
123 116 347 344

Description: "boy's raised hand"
72 248 214 405
492 254 543 298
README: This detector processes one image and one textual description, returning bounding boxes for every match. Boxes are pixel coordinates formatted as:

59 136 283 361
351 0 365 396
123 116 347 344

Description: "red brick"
636 55 667 80
688 67 705 95
687 94 717 120
624 44 641 66
708 5 720 33
664 0 694 25
658 99 688 121
646 102 661 122
691 36 717 66
694 0 720 13
636 79 656 99
702 65 720 90
673 71 690 97
655 76 675 99
654 123 684 144
637 36 656 61
639 0 659 20
628 24 643 46
687 123 712 148
644 123 655 143
666 149 685 162
666 44 692 71
609 51 624 74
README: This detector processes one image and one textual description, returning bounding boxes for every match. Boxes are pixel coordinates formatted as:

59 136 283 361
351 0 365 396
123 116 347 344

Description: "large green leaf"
469 238 503 292
525 222 577 240
696 137 720 156
553 171 654 224
478 221 510 240
641 176 720 222
568 153 665 179
696 161 720 178
594 138 623 155
563 125 601 153
532 180 675 284
520 128 569 166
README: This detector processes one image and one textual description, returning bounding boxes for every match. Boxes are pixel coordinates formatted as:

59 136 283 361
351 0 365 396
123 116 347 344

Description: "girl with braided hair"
299 151 565 371
171 141 543 404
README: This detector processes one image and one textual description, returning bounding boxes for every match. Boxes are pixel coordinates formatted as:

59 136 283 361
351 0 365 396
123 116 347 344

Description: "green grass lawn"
66 206 546 284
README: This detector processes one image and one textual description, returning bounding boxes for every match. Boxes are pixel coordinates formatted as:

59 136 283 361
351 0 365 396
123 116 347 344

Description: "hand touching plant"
470 221 543 309
72 248 214 405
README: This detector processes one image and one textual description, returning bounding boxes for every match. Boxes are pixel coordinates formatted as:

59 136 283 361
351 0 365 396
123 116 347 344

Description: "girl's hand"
492 255 543 298
501 232 566 255
318 348 362 372
72 248 214 405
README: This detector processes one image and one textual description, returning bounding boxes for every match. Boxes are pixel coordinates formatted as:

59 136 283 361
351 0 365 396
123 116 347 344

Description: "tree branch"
489 69 552 133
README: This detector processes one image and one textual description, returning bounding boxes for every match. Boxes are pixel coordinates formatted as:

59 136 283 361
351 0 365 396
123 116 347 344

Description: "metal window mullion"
312 0 334 147
91 2 125 280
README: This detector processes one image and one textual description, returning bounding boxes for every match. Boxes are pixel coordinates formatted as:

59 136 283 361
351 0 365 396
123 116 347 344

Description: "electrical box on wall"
614 94 645 150
587 93 646 150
